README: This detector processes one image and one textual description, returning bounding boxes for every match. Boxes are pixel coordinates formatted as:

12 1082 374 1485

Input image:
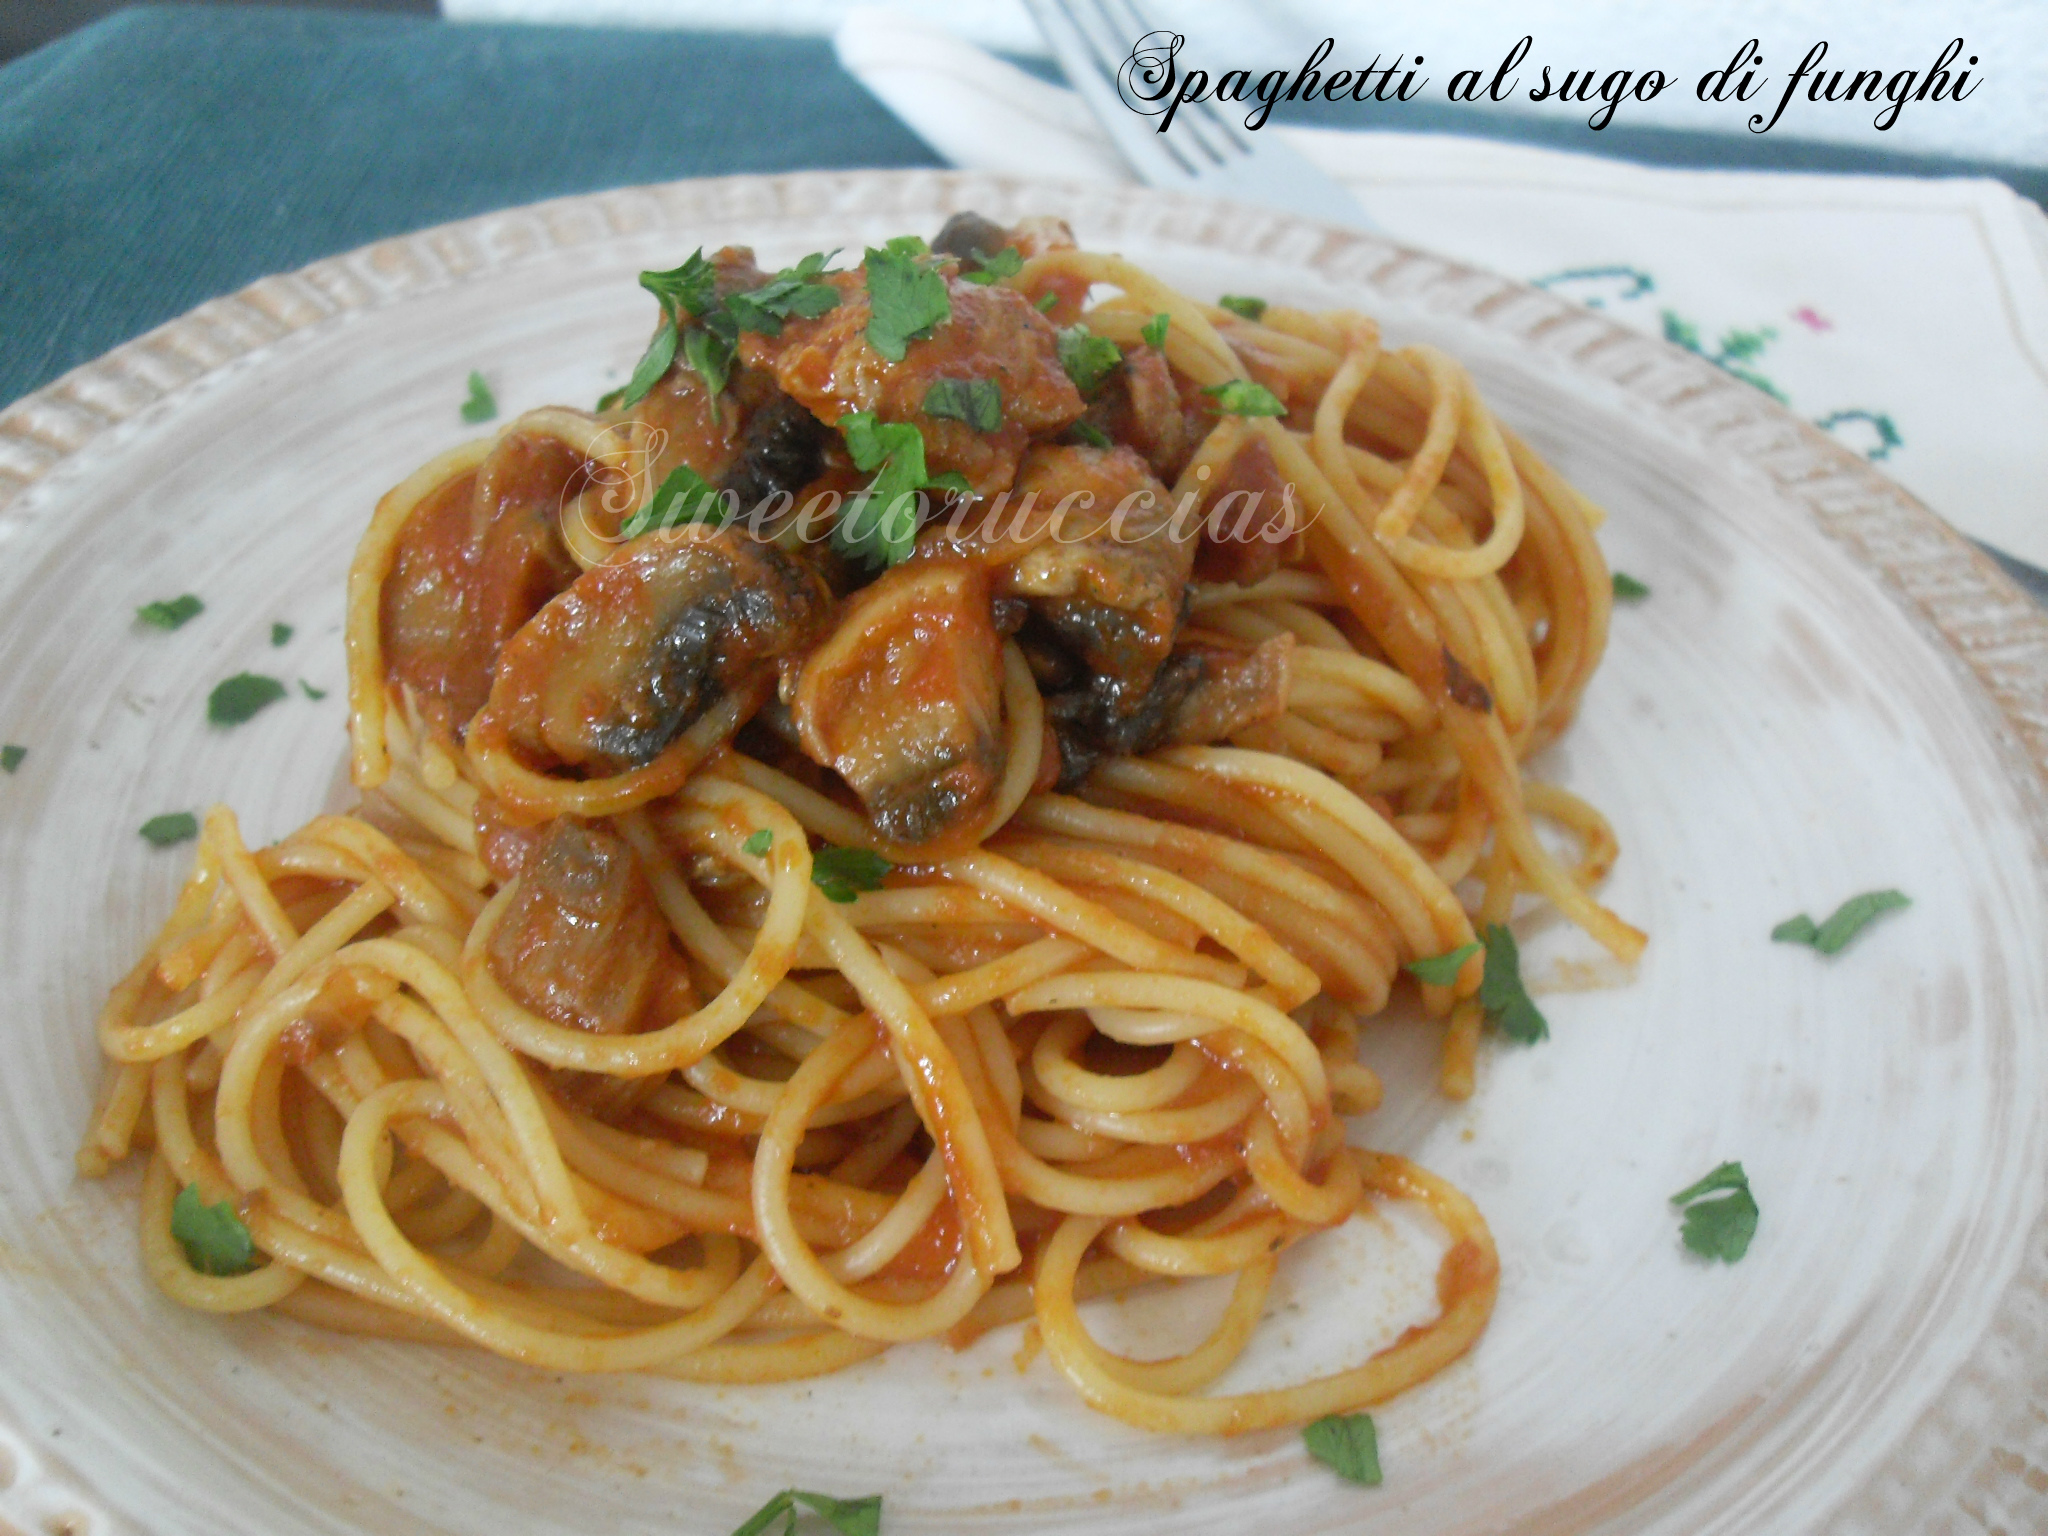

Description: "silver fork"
1020 0 1374 229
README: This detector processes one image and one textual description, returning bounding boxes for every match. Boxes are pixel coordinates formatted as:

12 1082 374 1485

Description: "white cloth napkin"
836 7 2048 571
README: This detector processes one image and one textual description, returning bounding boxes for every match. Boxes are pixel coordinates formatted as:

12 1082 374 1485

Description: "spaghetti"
79 217 1642 1434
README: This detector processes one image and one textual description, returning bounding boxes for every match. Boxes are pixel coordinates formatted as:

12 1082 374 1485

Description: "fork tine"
1021 0 1201 183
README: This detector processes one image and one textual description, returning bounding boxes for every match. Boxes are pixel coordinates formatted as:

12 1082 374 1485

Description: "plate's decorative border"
2 168 2044 1536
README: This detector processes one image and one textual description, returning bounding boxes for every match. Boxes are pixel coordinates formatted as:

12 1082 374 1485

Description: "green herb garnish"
922 378 1002 433
621 463 732 538
171 1183 257 1276
638 250 721 322
1771 890 1909 955
1478 922 1547 1043
1056 324 1123 396
270 622 293 647
742 830 774 858
0 744 24 774
459 370 497 424
1611 571 1651 600
207 673 287 727
833 413 965 568
730 1488 882 1536
1218 294 1268 322
299 680 328 701
960 244 1023 285
725 251 841 337
137 594 203 630
681 320 737 399
1303 1412 1381 1486
1405 941 1479 987
1035 291 1059 313
1670 1161 1758 1263
1068 420 1112 450
1202 378 1287 417
864 238 951 362
1141 312 1171 349
606 315 679 412
811 845 892 904
140 811 199 847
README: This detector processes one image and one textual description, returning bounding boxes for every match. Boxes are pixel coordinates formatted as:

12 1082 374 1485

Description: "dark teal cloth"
4 4 2045 414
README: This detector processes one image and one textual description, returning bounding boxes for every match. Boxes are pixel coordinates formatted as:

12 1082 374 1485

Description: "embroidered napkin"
837 8 2048 571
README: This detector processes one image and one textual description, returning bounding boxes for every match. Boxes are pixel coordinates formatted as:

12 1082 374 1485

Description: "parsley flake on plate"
921 377 1002 433
959 244 1023 285
1068 420 1113 450
1670 1160 1759 1263
207 672 287 727
1303 1412 1382 1486
459 370 497 424
1035 291 1059 313
1217 293 1268 321
864 238 951 362
810 845 892 904
1140 312 1171 349
1611 571 1651 600
729 1488 882 1536
171 1183 258 1276
742 830 773 857
1478 922 1548 1043
1202 378 1287 418
299 680 327 701
1 744 23 774
139 812 199 847
621 464 733 539
270 622 293 647
1405 941 1480 987
137 594 203 630
1771 889 1909 955
1056 323 1123 396
833 414 967 569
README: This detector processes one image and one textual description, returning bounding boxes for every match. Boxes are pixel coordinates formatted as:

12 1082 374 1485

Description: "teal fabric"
4 4 2045 413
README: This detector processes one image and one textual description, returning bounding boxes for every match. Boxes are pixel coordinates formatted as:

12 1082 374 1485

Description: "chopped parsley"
171 1183 257 1276
742 830 774 858
459 370 497 424
833 413 968 568
725 251 841 337
1670 1161 1758 1263
603 315 679 413
1478 922 1547 1043
811 845 892 904
681 321 736 399
1218 294 1268 322
921 377 1002 433
269 622 293 647
1202 378 1287 417
140 811 199 847
1140 312 1171 349
299 680 328 701
621 463 732 538
1611 571 1651 600
729 1488 882 1536
1 744 24 774
864 237 951 362
959 244 1023 285
638 250 721 322
1056 324 1123 396
207 673 287 727
1771 890 1909 955
1405 941 1480 987
1303 1412 1381 1486
1035 291 1059 313
137 594 203 630
1068 420 1113 449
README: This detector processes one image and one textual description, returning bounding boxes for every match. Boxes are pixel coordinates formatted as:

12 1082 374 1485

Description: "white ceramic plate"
3 171 2046 1536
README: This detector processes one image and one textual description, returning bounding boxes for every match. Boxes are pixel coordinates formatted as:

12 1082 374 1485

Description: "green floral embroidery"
1531 265 1655 309
1660 311 1787 402
1814 409 1902 462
